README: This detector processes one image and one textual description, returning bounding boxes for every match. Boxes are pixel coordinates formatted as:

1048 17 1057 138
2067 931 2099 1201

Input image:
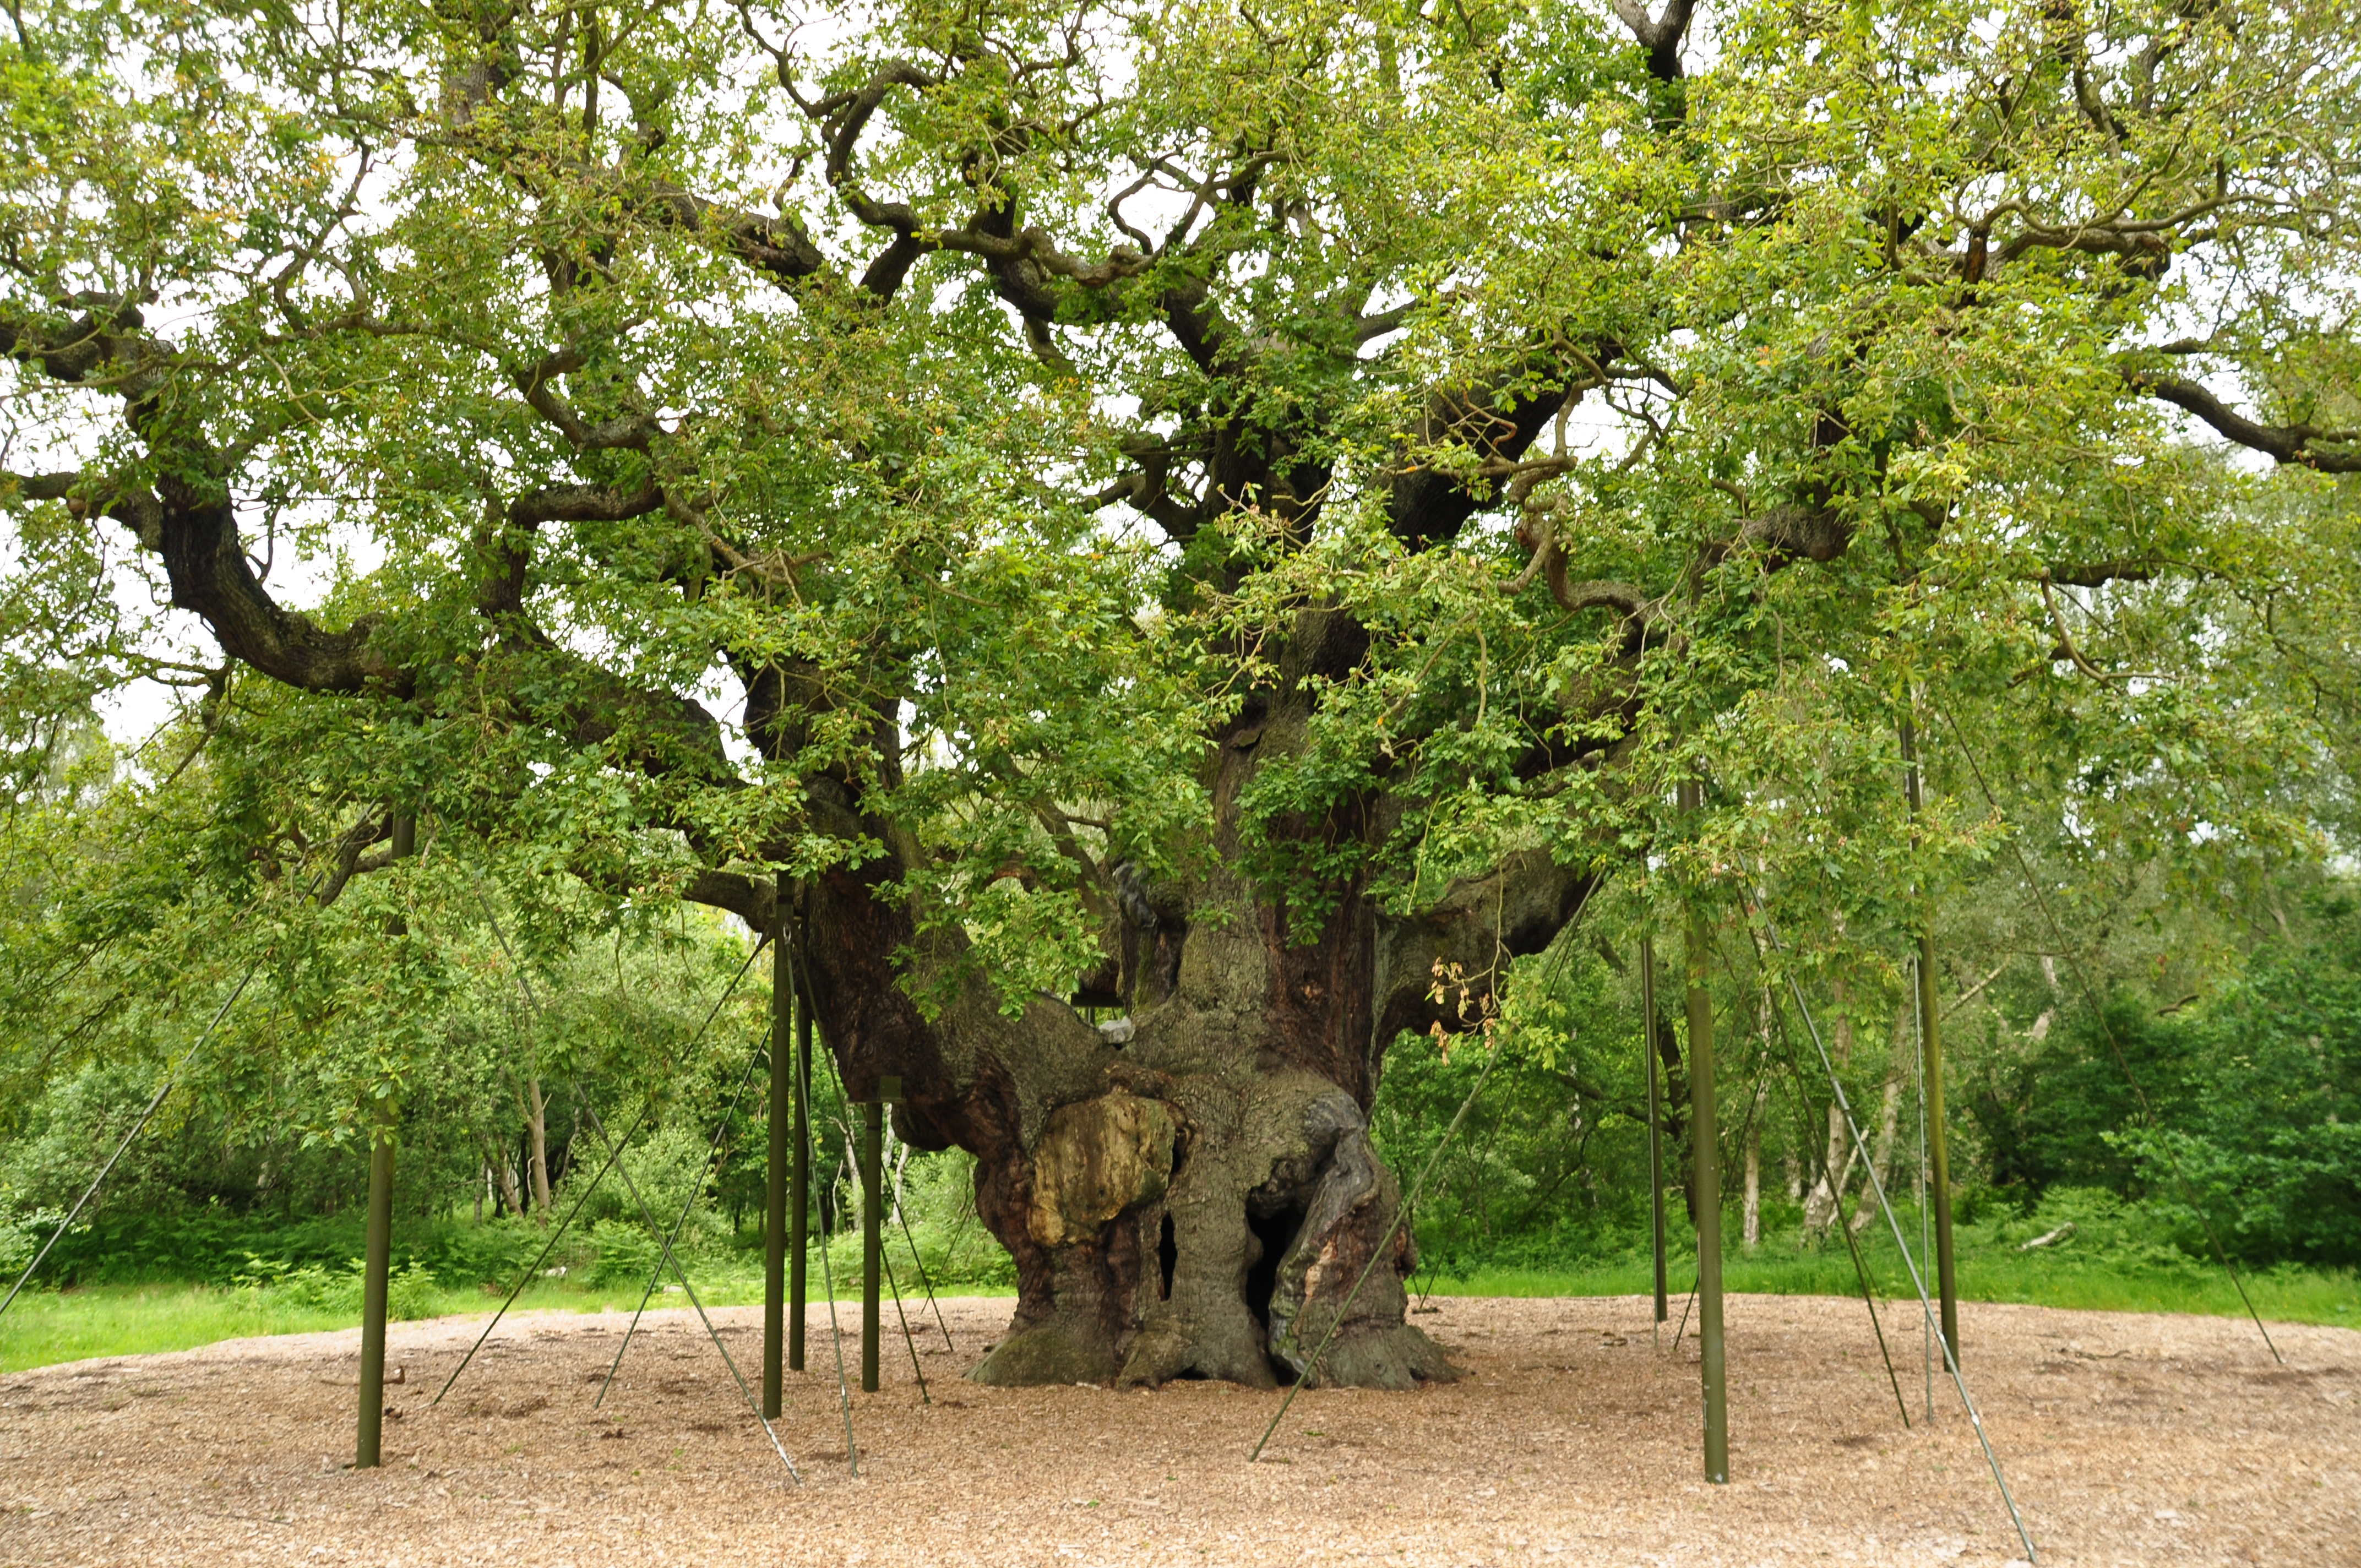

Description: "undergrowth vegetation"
5 834 2355 1375
1371 883 2361 1306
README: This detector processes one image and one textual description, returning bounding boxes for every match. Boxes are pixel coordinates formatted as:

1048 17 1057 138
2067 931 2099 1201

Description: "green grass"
1416 1234 2361 1327
0 1281 354 1371
0 1257 1017 1374
8 1250 2348 1376
7 1207 2354 1375
0 1207 1020 1373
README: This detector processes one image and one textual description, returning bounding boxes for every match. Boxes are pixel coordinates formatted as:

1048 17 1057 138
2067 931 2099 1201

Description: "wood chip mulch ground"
1 1293 2354 1566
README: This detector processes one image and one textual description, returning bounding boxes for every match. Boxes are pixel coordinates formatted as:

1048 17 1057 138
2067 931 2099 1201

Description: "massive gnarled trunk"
788 688 1593 1391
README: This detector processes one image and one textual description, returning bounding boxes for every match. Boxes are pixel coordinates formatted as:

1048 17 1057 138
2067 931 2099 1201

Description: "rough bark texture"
14 303 1582 1390
24 0 2349 1413
0 54 1613 1402
0 25 1633 1393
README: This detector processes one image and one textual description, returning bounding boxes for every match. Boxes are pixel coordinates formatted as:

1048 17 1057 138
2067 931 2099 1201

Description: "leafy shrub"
2109 900 2361 1267
586 1223 669 1287
1966 1001 2202 1197
232 1254 440 1319
2116 1123 2361 1268
6 1203 576 1293
0 1208 62 1282
572 1123 720 1233
406 1217 585 1289
1974 1186 2210 1278
0 1064 164 1211
905 1215 1016 1290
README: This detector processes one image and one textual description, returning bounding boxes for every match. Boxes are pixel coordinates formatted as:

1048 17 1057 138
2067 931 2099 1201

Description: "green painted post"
356 1099 396 1469
790 962 812 1371
862 1077 897 1393
765 888 790 1416
1679 778 1728 1484
1900 717 1960 1365
1642 934 1667 1329
357 808 414 1469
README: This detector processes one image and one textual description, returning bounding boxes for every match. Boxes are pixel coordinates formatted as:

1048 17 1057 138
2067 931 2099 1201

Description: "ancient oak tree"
4 0 2355 1386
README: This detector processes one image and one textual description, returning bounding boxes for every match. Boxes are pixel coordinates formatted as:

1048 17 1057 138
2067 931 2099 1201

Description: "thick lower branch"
2129 369 2361 473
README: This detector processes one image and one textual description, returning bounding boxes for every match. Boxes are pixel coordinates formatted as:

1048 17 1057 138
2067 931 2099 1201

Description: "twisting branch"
1551 576 1655 620
1090 433 1206 542
2041 579 2169 686
315 808 396 907
2042 558 2159 588
514 350 658 451
1610 0 1697 81
1502 511 1656 632
1 471 79 501
641 182 832 291
2126 370 2361 473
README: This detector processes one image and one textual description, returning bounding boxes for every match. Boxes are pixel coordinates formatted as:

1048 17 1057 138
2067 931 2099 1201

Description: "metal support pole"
1918 935 1958 1362
1642 934 1667 1330
1678 778 1727 1484
448 938 764 1411
1760 908 2036 1564
790 959 812 1371
764 886 790 1417
1900 717 1960 1364
357 807 414 1470
455 878 801 1482
861 1080 894 1393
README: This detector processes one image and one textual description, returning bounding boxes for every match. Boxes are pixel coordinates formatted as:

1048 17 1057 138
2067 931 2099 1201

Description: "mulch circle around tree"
1 1294 2352 1566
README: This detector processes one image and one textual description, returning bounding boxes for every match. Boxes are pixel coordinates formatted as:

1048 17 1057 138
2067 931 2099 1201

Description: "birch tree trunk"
1743 1085 1765 1251
483 1139 525 1218
525 1079 552 1220
1745 993 1775 1250
1802 982 1856 1239
1849 1010 1910 1234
